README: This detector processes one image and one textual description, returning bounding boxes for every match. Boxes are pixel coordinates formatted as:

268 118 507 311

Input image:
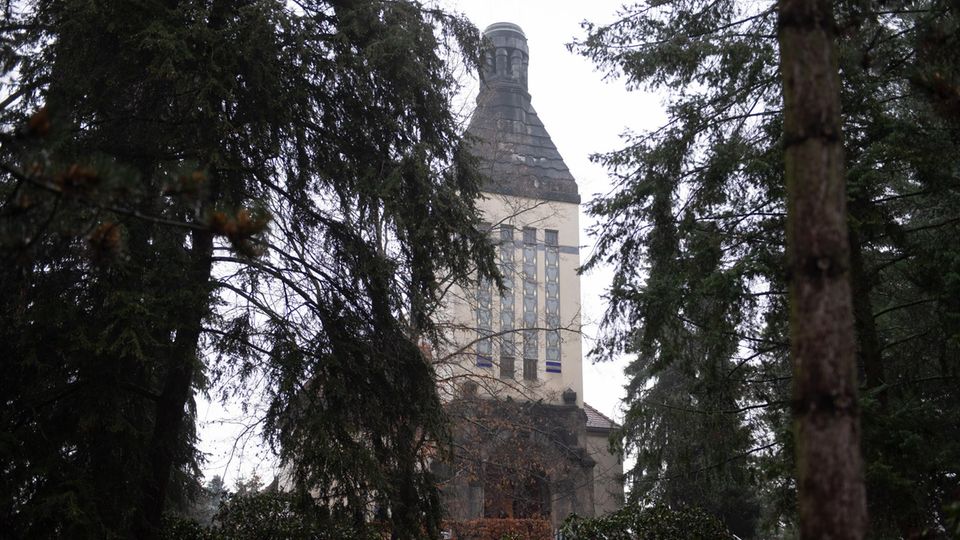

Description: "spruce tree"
0 2 495 538
576 0 960 535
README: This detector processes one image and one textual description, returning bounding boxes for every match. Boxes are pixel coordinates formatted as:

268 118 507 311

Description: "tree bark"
847 213 886 406
137 227 214 539
776 0 869 538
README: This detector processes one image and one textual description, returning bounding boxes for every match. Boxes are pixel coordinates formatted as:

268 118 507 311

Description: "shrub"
445 518 552 540
559 502 736 540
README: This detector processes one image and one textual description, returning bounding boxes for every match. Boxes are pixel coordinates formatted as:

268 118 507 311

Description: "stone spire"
467 22 580 204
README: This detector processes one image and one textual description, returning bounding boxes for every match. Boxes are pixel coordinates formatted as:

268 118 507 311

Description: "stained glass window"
499 225 515 379
476 224 493 368
544 230 561 373
522 227 538 380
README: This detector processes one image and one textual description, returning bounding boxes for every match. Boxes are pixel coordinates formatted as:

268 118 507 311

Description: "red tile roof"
584 402 619 431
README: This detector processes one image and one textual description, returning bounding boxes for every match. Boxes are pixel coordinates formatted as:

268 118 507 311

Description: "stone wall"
437 397 599 531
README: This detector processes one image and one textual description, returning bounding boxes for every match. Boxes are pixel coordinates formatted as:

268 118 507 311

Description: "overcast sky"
198 0 663 485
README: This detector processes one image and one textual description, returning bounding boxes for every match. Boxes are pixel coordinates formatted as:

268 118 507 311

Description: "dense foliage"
161 489 381 540
444 518 552 540
0 1 494 538
559 502 735 540
576 0 960 536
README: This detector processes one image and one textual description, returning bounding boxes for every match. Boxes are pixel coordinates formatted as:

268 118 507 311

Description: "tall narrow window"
522 227 538 380
499 225 515 379
544 230 561 374
476 224 493 368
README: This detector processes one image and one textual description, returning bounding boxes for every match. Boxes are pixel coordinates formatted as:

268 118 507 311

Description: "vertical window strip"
499 226 515 379
522 227 538 380
476 278 493 368
544 230 561 373
476 223 493 368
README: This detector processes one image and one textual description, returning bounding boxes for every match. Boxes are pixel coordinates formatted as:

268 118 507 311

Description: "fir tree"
576 0 960 536
0 1 495 538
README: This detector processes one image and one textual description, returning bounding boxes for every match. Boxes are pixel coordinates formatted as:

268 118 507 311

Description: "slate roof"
584 402 619 432
466 23 580 204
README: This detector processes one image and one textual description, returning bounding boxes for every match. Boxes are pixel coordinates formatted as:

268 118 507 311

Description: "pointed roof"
467 22 580 204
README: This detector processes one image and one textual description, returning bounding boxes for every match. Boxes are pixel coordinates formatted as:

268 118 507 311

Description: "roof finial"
481 22 528 92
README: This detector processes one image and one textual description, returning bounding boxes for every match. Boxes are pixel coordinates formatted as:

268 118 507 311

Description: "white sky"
197 0 664 485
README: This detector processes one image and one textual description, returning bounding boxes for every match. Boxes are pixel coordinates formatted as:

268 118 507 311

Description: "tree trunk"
137 2 232 532
137 227 214 538
776 0 869 538
847 214 886 405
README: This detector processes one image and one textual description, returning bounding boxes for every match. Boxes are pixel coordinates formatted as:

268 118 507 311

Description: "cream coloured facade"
440 192 584 407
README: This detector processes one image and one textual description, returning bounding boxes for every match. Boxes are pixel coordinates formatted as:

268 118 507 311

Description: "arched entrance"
483 465 551 519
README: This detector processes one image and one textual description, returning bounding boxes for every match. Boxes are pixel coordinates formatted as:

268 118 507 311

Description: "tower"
467 21 583 402
437 22 622 532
